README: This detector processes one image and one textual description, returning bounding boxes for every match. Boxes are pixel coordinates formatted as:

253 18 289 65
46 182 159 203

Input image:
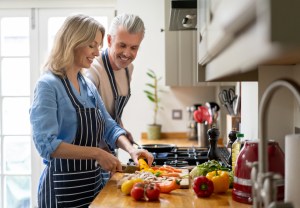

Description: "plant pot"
147 124 162 140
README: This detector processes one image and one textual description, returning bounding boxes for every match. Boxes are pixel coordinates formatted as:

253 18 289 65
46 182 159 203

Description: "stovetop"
130 146 230 168
151 146 209 166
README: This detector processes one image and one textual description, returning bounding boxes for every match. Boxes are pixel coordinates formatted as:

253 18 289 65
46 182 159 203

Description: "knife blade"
121 163 140 173
94 161 139 173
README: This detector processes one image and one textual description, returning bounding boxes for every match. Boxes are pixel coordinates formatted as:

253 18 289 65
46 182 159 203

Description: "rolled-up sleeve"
30 80 62 161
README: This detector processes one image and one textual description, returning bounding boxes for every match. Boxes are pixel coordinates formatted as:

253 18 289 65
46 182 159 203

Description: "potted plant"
144 68 163 140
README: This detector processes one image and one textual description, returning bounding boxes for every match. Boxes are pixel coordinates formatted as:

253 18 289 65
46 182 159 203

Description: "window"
0 7 113 208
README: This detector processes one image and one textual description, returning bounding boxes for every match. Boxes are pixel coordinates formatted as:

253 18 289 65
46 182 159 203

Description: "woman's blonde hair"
44 14 105 77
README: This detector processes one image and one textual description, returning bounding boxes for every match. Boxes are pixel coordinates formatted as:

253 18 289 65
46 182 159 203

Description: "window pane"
48 17 66 53
0 17 29 56
1 58 30 96
4 176 30 208
3 136 31 174
2 97 30 135
47 16 108 52
0 139 1 174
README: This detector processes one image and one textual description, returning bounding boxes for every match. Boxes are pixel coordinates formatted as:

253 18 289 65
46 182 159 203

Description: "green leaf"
146 72 155 79
147 95 155 102
144 90 154 96
145 83 155 88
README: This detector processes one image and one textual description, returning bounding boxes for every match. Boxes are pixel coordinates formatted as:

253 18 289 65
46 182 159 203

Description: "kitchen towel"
285 134 300 207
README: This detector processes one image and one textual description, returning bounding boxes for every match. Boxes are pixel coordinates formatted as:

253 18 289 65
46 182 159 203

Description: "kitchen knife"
94 161 139 173
121 163 140 173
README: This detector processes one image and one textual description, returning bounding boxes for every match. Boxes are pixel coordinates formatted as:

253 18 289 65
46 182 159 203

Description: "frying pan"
140 144 176 152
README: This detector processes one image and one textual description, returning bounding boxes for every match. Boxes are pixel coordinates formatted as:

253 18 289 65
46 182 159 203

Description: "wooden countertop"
140 137 198 147
140 132 224 147
89 173 251 208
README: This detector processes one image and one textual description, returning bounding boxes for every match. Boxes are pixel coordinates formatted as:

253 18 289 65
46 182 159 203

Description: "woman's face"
73 30 103 69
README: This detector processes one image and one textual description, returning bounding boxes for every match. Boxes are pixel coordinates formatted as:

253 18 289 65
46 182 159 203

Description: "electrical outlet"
172 109 182 120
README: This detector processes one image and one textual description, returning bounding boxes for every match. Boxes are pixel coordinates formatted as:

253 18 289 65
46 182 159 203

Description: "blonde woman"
30 14 153 207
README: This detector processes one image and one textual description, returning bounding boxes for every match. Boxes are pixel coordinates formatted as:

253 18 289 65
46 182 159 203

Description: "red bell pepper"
192 176 214 197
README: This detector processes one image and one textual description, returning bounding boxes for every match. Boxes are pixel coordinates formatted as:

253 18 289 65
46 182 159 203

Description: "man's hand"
129 149 154 168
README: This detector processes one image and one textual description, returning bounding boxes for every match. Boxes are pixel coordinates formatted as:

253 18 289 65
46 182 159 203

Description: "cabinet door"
165 30 197 86
164 0 197 87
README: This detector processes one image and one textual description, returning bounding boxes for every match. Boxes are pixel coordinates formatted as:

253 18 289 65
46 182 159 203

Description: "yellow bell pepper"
138 158 149 171
206 170 230 193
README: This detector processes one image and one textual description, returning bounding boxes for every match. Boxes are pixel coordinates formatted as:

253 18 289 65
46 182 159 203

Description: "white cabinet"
197 0 300 81
164 0 198 87
164 0 236 87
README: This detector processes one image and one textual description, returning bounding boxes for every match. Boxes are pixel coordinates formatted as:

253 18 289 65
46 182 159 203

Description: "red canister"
232 140 285 204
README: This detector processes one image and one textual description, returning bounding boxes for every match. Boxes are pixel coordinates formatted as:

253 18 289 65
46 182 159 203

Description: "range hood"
169 0 197 31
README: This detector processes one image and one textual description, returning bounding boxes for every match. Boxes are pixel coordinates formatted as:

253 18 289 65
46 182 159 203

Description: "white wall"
258 65 300 151
240 82 258 140
116 0 217 162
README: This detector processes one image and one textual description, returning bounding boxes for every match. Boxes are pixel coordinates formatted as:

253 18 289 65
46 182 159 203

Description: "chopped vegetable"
138 158 150 170
158 179 181 193
192 176 214 197
160 172 181 177
189 160 230 179
206 170 230 193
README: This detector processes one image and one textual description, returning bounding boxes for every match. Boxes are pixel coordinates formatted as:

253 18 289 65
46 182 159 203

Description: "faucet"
252 79 300 208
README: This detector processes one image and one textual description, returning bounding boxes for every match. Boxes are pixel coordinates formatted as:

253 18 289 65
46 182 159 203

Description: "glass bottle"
231 133 244 174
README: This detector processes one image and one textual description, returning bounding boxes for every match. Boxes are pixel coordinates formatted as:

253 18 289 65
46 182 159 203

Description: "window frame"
0 5 114 207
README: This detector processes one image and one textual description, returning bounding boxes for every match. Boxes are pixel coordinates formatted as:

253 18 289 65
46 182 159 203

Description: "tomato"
130 182 161 201
145 183 160 201
121 178 143 195
130 182 145 201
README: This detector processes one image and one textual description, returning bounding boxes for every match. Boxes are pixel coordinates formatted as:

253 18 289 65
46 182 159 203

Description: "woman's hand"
95 149 122 173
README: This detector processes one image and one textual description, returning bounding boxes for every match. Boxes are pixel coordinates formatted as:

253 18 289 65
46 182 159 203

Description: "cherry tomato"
145 183 160 201
121 178 143 195
130 182 145 201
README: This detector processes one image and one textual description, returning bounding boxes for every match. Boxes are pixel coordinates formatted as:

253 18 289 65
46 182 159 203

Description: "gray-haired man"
84 13 145 184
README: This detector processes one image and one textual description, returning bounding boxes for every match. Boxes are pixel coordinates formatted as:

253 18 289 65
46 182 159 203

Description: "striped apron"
38 75 105 208
100 49 131 182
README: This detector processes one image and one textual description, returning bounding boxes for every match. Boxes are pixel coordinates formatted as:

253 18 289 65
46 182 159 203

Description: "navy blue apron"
102 48 131 124
100 49 131 183
38 74 105 208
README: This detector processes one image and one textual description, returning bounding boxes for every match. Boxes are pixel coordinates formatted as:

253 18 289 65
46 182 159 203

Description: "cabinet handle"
209 10 214 23
199 33 202 43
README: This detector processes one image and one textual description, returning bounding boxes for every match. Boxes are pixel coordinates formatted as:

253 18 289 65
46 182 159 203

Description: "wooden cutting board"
179 168 190 188
117 168 190 189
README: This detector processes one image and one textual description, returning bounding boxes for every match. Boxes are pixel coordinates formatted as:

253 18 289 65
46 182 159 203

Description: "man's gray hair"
109 13 145 37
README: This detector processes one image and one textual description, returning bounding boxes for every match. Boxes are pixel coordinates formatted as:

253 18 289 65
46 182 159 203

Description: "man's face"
107 26 144 70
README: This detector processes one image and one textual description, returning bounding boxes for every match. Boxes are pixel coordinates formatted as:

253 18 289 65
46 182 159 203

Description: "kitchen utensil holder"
252 79 300 208
197 123 209 147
